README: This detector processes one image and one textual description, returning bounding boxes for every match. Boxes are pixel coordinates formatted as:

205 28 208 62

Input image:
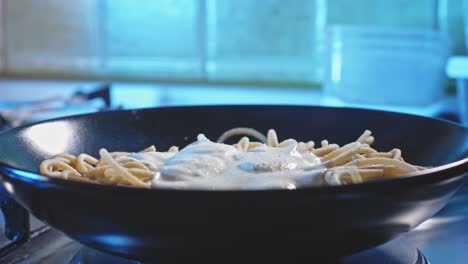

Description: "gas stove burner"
69 238 429 264
70 247 139 264
342 238 430 264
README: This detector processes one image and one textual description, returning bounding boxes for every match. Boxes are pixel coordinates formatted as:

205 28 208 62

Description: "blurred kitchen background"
0 0 467 126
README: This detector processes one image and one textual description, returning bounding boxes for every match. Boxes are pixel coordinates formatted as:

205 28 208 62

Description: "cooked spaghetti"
39 128 427 189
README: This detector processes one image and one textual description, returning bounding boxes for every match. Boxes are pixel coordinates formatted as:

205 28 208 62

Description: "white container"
447 56 468 126
323 26 451 106
464 0 468 51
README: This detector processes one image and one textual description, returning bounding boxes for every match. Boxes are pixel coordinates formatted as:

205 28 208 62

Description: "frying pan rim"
0 105 466 194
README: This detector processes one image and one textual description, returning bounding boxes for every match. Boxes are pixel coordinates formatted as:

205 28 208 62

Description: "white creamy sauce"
130 134 325 190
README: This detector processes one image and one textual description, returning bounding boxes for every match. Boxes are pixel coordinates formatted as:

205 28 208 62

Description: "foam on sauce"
130 134 325 190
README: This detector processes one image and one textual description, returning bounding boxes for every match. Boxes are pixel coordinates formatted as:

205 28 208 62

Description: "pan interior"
0 106 466 175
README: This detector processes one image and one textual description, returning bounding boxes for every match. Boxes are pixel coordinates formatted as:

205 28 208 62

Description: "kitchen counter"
0 79 458 120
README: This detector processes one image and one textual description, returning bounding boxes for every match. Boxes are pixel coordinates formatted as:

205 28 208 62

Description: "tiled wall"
0 0 464 86
327 0 465 53
205 0 326 84
104 0 203 80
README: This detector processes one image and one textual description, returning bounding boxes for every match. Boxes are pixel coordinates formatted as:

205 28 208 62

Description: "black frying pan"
0 105 466 262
